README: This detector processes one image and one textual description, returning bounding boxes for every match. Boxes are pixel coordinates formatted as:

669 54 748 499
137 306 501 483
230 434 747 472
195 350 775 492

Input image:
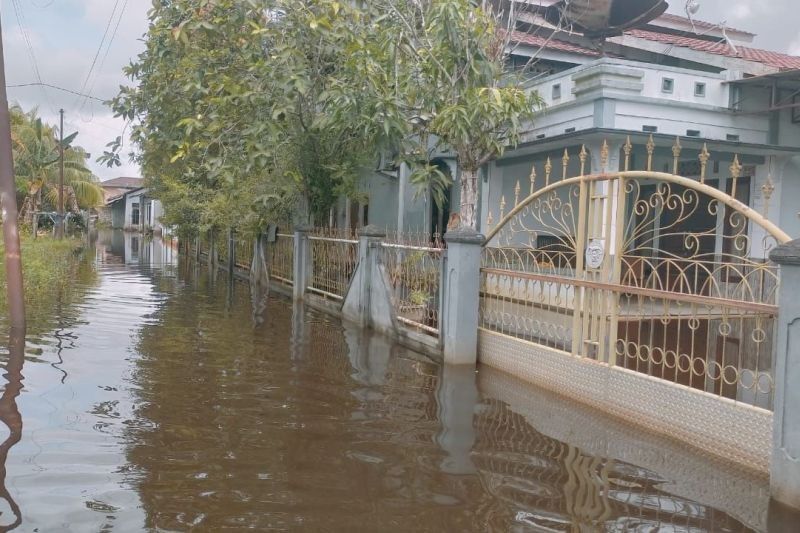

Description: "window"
729 84 742 111
642 125 658 133
694 82 706 97
661 78 674 94
131 202 140 226
552 83 561 100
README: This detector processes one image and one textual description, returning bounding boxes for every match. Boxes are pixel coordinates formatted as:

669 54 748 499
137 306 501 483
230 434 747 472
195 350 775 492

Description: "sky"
1 0 798 183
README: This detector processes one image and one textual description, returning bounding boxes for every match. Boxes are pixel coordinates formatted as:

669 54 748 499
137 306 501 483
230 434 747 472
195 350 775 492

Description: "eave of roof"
509 30 599 58
656 13 754 37
625 29 800 71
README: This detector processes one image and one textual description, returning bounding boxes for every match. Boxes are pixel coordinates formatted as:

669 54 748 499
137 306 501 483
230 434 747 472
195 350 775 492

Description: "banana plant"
10 106 103 226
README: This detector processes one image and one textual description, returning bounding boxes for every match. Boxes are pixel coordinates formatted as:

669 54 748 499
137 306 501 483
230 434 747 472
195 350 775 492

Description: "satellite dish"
544 0 670 39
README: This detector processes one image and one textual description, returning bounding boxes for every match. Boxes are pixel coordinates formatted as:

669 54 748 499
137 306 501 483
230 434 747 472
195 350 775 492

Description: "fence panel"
270 233 294 286
308 234 358 300
379 243 444 337
235 236 254 269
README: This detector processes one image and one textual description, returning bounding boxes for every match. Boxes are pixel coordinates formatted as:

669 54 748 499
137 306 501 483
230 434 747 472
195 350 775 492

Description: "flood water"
0 232 782 531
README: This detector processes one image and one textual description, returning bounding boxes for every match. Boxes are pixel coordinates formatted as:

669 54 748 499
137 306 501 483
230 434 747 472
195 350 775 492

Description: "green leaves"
110 0 544 233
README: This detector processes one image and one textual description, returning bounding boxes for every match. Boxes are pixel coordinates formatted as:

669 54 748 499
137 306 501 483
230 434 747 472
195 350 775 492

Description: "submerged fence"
308 229 359 301
188 226 446 343
379 242 444 337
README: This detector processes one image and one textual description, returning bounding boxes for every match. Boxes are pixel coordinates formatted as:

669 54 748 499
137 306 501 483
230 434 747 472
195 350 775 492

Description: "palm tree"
10 106 103 226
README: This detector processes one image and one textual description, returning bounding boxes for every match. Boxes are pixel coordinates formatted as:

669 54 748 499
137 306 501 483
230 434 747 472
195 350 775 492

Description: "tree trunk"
459 168 479 229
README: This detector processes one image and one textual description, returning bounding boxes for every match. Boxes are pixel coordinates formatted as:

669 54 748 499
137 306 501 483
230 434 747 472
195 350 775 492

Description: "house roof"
105 187 147 206
626 29 800 71
655 13 754 37
101 177 143 189
510 31 600 58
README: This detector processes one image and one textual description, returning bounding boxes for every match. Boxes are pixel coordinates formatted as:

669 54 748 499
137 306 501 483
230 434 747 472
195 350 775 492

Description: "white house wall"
359 170 399 231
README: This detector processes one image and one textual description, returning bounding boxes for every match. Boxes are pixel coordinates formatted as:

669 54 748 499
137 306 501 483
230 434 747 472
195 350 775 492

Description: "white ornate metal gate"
478 137 791 469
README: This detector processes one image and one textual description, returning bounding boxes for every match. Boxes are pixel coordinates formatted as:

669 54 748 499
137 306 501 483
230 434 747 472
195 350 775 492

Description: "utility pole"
0 12 26 329
57 108 65 239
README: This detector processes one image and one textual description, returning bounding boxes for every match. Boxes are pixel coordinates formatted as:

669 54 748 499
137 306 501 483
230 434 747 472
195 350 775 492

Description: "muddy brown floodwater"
0 232 786 531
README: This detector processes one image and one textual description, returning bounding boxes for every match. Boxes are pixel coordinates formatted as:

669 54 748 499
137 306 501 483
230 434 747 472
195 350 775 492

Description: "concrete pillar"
293 226 312 300
227 228 235 277
769 238 800 510
341 225 397 337
207 229 216 271
250 232 270 287
442 227 484 365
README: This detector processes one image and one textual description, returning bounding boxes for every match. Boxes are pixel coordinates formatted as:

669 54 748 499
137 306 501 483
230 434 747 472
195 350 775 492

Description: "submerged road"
0 232 772 531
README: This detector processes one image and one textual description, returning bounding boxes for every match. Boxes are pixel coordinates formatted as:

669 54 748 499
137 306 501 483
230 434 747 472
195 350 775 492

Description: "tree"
106 0 542 234
10 106 102 226
107 0 386 237
353 0 543 229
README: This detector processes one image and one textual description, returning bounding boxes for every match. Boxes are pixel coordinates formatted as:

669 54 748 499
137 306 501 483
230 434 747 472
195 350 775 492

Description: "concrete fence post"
343 225 386 328
293 225 312 300
442 227 484 366
769 238 800 510
250 232 269 287
228 228 235 277
207 229 216 271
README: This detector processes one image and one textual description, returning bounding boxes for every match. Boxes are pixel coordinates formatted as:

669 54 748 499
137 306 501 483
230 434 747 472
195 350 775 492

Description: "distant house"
99 177 143 228
101 179 167 234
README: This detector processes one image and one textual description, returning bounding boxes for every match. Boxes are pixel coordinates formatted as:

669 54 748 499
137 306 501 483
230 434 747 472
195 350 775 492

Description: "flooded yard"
0 232 775 531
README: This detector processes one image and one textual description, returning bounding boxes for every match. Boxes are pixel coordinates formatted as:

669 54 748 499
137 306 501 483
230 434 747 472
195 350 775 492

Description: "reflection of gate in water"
480 136 790 413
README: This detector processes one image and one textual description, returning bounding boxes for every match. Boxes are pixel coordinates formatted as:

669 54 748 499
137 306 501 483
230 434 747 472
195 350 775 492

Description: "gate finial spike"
762 173 775 218
514 180 521 207
623 136 633 171
562 148 570 180
730 155 742 199
601 140 610 172
579 145 587 175
487 209 494 228
672 137 682 175
646 134 655 171
545 156 553 186
529 165 537 195
500 195 506 219
698 143 710 183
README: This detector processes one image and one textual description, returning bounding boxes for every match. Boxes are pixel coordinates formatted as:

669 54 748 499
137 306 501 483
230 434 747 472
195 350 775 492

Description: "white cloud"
4 0 149 180
731 2 752 20
789 34 800 56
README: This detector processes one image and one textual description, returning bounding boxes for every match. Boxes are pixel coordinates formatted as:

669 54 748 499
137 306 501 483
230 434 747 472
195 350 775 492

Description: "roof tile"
626 29 800 71
510 31 599 58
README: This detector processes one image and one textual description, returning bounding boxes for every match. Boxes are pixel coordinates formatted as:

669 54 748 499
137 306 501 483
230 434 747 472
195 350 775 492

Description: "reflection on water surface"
0 232 779 531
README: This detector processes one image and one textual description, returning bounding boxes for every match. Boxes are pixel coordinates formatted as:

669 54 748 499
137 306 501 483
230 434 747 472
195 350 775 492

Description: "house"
106 186 167 235
98 177 143 228
346 6 800 246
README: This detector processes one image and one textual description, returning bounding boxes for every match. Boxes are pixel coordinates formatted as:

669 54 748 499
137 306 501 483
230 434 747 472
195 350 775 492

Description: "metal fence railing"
308 233 359 301
379 242 444 337
270 233 294 286
235 236 254 269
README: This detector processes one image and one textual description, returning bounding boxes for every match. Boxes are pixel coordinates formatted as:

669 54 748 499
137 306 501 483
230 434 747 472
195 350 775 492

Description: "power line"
79 0 130 119
6 83 107 102
9 0 56 113
75 0 122 109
